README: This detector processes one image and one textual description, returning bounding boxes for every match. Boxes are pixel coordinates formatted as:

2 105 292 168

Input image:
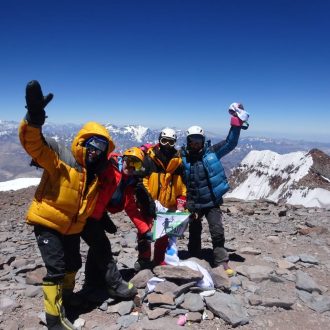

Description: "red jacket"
92 157 150 234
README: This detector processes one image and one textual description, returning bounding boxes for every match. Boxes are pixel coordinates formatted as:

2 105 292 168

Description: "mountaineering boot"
108 280 137 300
134 258 153 272
105 261 137 300
43 281 76 330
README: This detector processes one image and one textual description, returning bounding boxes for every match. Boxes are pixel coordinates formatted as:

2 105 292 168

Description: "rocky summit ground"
1 187 330 330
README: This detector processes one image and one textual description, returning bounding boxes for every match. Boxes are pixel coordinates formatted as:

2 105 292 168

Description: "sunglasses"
124 156 143 171
160 137 176 147
85 136 108 152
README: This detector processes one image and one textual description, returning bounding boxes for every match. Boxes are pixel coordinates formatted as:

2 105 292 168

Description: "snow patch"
0 178 40 191
286 188 330 208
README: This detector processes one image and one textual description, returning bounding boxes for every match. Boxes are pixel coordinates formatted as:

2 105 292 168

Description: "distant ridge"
1 120 330 182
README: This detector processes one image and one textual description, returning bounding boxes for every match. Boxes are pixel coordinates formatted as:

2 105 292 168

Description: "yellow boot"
43 281 76 330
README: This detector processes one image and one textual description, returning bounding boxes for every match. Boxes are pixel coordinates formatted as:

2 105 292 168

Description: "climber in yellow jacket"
18 80 114 330
139 128 186 269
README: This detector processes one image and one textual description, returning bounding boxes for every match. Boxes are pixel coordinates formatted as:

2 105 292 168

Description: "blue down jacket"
181 126 241 211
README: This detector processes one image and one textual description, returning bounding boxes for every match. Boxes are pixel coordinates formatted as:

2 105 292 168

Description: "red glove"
229 102 249 129
176 196 186 211
230 116 244 127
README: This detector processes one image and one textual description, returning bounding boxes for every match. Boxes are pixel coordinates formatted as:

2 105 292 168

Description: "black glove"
100 212 117 234
135 183 156 218
25 80 53 126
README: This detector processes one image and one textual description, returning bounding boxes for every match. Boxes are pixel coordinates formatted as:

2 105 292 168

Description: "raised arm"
18 80 60 176
213 102 249 159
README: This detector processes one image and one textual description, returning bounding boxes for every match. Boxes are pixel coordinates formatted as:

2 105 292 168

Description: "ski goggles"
123 156 143 171
85 136 108 155
159 137 176 147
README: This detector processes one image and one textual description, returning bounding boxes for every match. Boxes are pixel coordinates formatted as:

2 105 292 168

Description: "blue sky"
1 0 329 142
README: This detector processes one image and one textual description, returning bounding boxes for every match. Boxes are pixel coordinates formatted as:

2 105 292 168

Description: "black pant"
34 225 81 283
188 207 228 264
81 219 122 288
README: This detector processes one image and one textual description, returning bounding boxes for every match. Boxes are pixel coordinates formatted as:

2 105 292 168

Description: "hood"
71 121 115 166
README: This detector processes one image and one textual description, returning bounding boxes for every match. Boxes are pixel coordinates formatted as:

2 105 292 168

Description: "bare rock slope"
1 187 330 329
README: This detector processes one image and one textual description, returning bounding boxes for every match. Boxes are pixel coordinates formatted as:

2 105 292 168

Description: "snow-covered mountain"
226 149 330 208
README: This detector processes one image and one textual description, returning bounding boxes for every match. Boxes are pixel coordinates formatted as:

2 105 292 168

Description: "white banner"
152 212 190 240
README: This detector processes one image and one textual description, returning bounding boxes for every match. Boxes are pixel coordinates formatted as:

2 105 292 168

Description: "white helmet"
186 125 205 137
159 127 177 140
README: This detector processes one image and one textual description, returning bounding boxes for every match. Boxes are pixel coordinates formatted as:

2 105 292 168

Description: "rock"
277 259 296 270
285 255 300 263
202 309 214 320
108 300 134 316
73 318 85 328
131 316 183 330
153 265 203 283
297 290 330 313
111 243 122 256
123 231 137 248
154 280 178 294
267 236 281 244
239 247 261 255
278 209 287 217
25 267 46 285
0 255 15 269
0 295 19 312
299 254 319 265
180 292 204 312
186 311 202 322
148 292 175 307
173 281 196 297
205 292 249 326
170 308 188 316
295 270 322 293
209 266 231 290
260 297 295 309
248 295 262 306
298 226 328 235
174 293 185 306
236 265 273 282
241 279 260 294
4 320 19 330
186 257 213 272
130 269 154 289
146 307 169 320
25 285 42 298
116 314 139 328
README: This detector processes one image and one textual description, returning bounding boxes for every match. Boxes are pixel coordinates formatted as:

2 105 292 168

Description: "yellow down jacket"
18 120 114 235
142 146 186 210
